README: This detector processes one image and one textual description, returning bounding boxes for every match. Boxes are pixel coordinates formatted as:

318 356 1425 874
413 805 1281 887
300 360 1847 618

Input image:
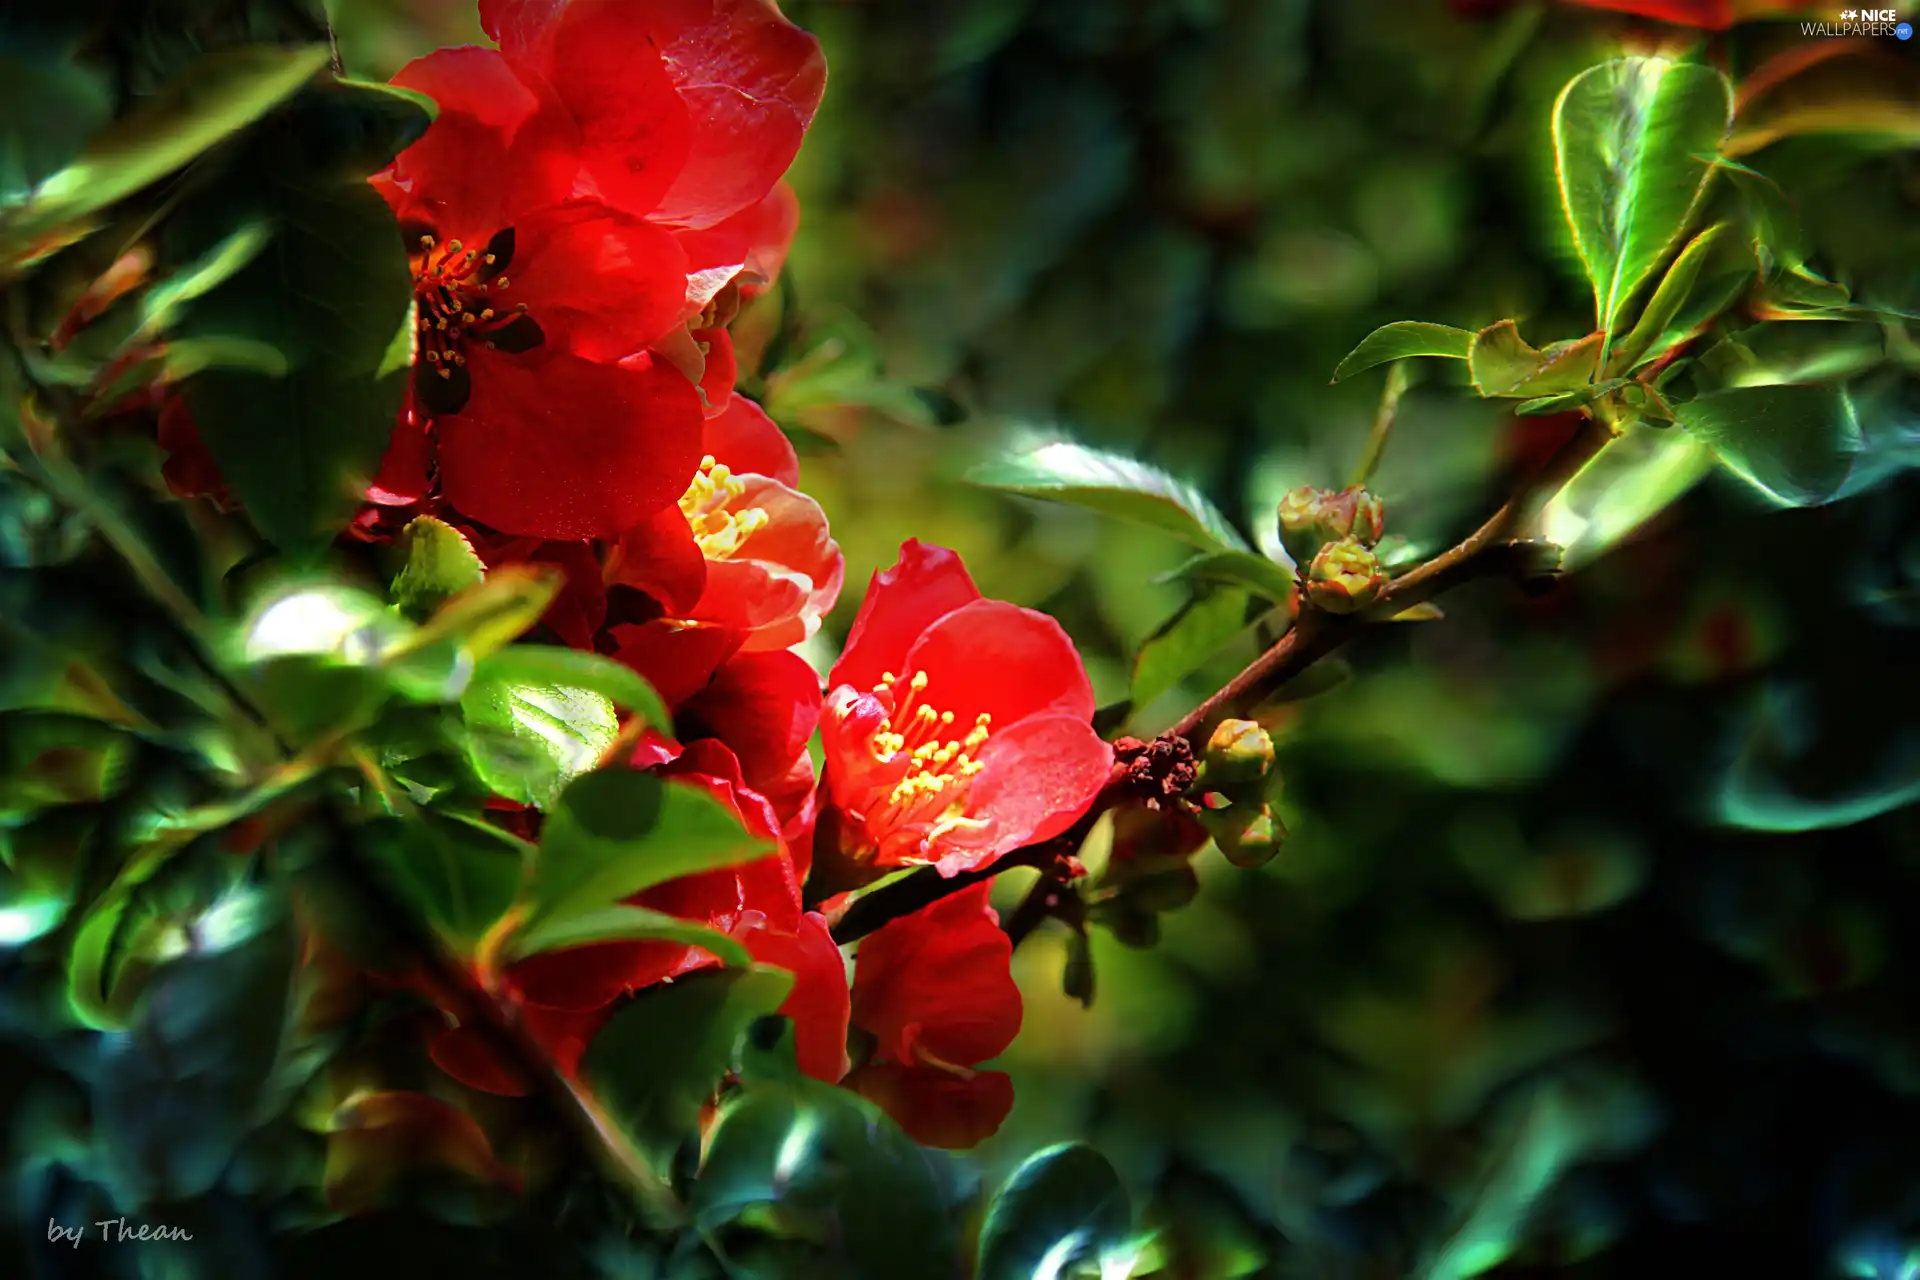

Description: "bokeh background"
322 1 1920 1272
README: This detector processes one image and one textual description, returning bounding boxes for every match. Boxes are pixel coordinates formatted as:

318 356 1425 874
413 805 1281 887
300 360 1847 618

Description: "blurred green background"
324 1 1920 1273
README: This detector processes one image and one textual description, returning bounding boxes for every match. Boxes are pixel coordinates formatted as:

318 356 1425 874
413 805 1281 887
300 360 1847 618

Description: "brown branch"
828 414 1615 946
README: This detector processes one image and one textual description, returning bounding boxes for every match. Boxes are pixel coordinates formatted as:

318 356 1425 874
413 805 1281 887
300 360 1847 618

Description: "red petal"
678 649 822 801
368 404 431 505
608 619 744 706
932 715 1114 875
644 0 827 229
738 911 851 1083
479 0 565 53
703 392 797 485
740 181 800 298
477 537 607 650
903 598 1097 729
509 205 690 360
695 327 737 416
844 1062 1014 1150
436 350 703 540
850 882 1021 1068
541 1 693 217
616 504 709 618
384 48 577 237
829 541 981 697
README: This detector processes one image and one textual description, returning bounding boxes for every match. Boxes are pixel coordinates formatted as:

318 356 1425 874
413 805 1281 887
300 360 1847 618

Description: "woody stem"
828 413 1615 947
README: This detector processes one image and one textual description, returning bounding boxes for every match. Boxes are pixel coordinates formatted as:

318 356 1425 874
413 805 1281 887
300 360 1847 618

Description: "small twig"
1351 360 1411 488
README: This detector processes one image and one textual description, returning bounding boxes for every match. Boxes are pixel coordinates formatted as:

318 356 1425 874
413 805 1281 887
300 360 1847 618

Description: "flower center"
408 226 543 415
679 454 769 559
862 670 992 833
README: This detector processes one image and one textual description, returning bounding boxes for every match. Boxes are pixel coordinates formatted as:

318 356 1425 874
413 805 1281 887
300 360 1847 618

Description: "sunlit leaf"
1467 322 1602 398
391 516 485 623
969 439 1249 552
1612 222 1731 372
1552 57 1734 337
460 677 618 811
1330 321 1474 382
472 646 669 727
1540 426 1717 570
1678 383 1862 507
977 1143 1137 1280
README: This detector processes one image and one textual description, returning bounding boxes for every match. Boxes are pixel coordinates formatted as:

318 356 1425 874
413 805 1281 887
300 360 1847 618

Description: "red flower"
844 883 1021 1148
612 392 843 659
373 0 823 539
735 909 851 1083
820 541 1112 876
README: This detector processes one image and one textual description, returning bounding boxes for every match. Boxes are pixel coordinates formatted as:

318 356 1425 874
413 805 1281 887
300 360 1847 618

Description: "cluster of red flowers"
164 0 1111 1148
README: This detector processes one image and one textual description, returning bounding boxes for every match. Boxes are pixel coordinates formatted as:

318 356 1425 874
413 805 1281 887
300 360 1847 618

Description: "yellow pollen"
861 669 995 828
677 453 766 559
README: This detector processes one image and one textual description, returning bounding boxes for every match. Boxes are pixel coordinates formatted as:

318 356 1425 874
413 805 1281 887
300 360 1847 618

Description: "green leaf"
1132 588 1259 710
409 565 561 660
391 516 486 623
691 1074 964 1278
460 676 619 811
977 1143 1137 1280
1467 321 1602 398
1330 321 1474 382
1551 57 1734 339
579 967 795 1165
176 171 413 559
1540 426 1717 570
362 813 529 955
526 768 775 927
4 45 331 249
1513 381 1626 417
1611 222 1731 372
473 646 670 727
1677 384 1862 506
0 50 112 207
969 440 1249 552
272 77 436 181
1154 550 1296 601
505 903 753 968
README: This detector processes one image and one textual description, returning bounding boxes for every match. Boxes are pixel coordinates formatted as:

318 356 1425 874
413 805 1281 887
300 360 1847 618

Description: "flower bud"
1201 718 1274 787
1278 485 1385 563
1306 538 1387 614
1215 805 1286 869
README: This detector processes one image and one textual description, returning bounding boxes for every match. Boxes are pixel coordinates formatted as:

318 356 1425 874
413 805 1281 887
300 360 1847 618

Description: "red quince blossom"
843 883 1021 1148
612 392 843 665
370 0 823 540
820 541 1113 876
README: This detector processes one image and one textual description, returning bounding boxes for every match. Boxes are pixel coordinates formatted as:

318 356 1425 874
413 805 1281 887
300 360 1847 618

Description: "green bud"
1306 538 1386 614
1216 806 1286 869
1201 718 1274 787
1278 485 1386 564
